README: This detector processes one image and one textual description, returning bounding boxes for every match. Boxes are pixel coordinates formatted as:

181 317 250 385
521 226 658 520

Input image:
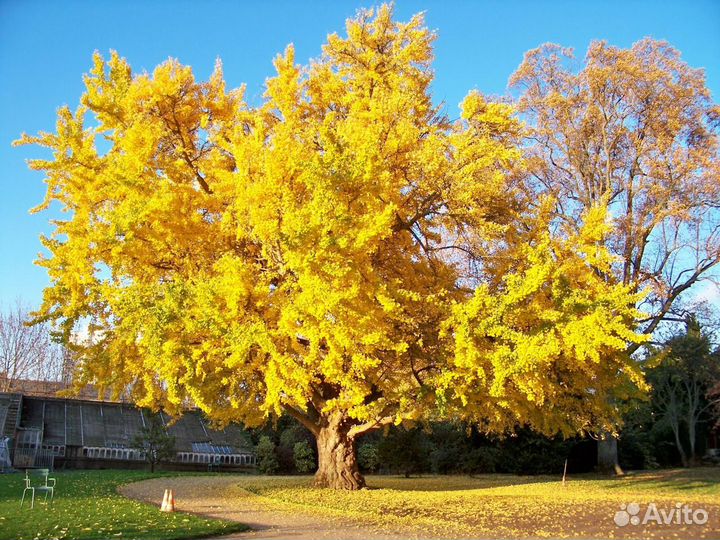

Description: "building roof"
3 392 254 454
0 376 109 401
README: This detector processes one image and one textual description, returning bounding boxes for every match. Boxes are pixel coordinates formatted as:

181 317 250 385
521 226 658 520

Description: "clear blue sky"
1 0 719 309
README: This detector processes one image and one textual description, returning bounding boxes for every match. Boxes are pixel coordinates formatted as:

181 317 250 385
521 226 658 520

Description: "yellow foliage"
17 5 645 443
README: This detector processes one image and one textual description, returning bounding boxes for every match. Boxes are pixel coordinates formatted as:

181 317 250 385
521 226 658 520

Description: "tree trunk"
687 413 697 465
670 418 689 467
687 383 699 465
597 434 624 475
314 415 365 490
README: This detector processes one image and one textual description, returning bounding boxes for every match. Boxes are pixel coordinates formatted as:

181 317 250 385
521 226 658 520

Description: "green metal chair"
20 469 56 509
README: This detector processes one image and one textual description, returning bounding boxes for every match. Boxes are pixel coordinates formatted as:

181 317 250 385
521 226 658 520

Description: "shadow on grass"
359 467 720 494
363 473 557 491
594 467 720 493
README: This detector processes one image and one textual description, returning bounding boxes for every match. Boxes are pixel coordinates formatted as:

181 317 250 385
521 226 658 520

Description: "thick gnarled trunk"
314 417 365 490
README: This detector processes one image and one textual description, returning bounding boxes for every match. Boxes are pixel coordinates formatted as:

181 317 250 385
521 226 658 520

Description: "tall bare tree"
510 38 720 472
0 301 63 392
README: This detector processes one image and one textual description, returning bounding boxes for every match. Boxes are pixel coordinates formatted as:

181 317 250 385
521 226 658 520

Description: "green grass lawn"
0 470 248 540
233 468 720 539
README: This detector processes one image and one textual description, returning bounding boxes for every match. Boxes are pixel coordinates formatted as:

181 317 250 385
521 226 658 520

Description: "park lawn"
236 468 720 539
0 470 248 540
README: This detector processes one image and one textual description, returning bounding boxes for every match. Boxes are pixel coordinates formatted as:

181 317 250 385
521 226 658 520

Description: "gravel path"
119 475 411 540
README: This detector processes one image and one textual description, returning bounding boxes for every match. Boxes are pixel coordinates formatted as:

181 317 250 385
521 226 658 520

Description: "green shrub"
257 435 280 474
358 442 381 472
293 440 316 473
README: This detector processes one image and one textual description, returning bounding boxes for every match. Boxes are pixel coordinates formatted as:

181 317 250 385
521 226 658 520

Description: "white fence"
176 451 255 466
81 445 255 465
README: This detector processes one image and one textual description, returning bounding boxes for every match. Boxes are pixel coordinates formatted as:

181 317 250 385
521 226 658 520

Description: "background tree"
378 426 431 478
509 38 720 472
615 396 661 470
256 436 280 475
276 420 315 473
357 442 381 473
131 413 176 473
707 377 720 444
18 5 644 489
293 440 316 473
0 300 64 391
646 317 720 465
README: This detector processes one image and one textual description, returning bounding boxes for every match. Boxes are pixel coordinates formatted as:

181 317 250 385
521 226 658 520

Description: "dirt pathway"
119 475 413 540
119 475 720 540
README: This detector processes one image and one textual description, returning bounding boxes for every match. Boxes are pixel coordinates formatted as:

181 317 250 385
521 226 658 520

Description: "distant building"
0 392 255 471
0 376 104 401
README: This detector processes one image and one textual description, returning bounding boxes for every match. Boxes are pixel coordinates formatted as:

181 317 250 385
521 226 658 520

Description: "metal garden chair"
20 468 56 509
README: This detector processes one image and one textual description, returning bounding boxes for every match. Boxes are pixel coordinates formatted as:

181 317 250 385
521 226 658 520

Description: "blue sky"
1 0 719 309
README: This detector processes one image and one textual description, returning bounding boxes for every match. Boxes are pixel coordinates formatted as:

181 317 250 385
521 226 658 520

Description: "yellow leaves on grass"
237 471 720 539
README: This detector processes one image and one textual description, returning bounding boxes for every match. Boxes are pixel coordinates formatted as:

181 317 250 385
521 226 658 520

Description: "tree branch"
281 403 320 436
347 414 395 439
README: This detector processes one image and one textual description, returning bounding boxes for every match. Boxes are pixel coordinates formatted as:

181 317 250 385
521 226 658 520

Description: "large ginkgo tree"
18 5 644 489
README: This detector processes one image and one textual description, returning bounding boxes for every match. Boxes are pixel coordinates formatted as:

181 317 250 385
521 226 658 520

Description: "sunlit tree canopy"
17 5 650 488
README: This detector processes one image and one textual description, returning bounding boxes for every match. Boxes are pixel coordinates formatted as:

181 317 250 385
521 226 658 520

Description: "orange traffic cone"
167 489 175 512
160 489 169 512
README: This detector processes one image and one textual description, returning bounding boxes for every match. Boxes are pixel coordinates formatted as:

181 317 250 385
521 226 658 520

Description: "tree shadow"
589 467 720 494
364 467 720 494
364 473 556 491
